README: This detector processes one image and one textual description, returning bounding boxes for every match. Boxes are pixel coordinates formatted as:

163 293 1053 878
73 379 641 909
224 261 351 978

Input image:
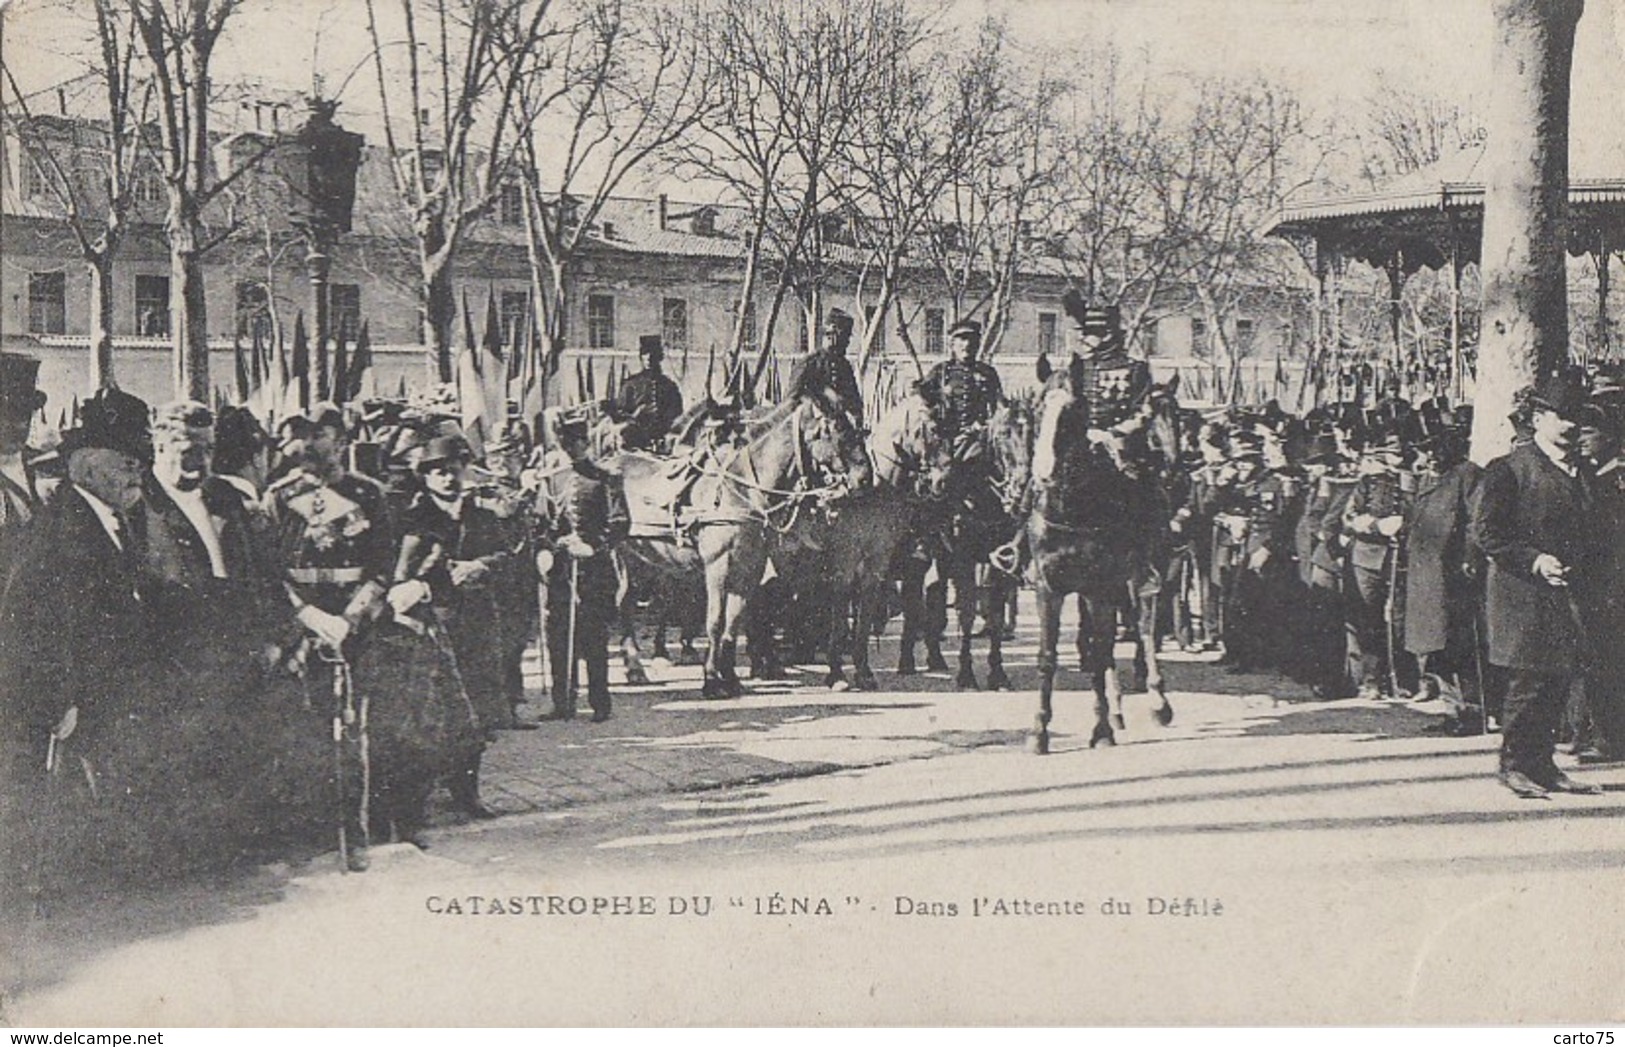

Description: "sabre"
1384 538 1402 701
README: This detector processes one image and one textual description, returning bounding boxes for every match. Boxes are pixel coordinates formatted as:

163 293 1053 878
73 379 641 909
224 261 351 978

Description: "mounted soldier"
789 306 864 433
917 319 1004 455
612 334 684 453
1034 292 1153 485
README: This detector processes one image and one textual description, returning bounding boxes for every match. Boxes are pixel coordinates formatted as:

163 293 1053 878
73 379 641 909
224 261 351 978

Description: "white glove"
1350 513 1376 534
1247 547 1271 572
449 559 488 586
386 579 431 616
561 534 596 559
297 605 351 649
536 549 555 576
1376 515 1404 539
1532 553 1569 587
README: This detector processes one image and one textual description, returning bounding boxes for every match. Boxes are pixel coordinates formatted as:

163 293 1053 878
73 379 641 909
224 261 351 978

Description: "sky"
5 0 1625 179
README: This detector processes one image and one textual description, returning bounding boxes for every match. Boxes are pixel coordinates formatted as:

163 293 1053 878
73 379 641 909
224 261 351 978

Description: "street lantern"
279 97 364 402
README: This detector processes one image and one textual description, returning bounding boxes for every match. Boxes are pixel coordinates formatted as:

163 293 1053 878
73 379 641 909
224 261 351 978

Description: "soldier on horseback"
917 319 1004 454
789 307 864 433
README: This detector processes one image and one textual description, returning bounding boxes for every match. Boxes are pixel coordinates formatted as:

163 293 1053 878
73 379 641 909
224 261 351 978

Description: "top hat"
948 318 982 341
1527 369 1588 418
638 334 665 360
0 353 47 416
414 432 473 471
1228 429 1264 459
551 403 593 441
213 405 270 474
1302 429 1342 465
61 387 152 462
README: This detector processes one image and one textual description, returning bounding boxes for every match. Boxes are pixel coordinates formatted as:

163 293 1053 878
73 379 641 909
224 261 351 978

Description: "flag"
457 345 490 458
233 333 251 405
575 357 587 404
461 291 477 355
482 289 503 361
345 321 374 403
291 312 310 411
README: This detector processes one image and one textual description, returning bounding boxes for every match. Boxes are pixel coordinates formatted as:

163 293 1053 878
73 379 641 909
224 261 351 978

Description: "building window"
1235 317 1255 351
1038 312 1058 356
1143 318 1160 356
587 293 615 350
1191 316 1208 354
662 297 688 354
27 272 66 335
330 283 361 343
134 165 164 205
499 290 529 347
135 274 170 337
236 282 272 342
18 152 50 200
924 307 945 355
499 182 523 227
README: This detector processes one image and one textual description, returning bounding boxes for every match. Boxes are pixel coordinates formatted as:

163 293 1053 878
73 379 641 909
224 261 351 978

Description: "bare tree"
514 0 707 376
128 0 274 400
2 0 153 390
1359 83 1484 186
363 0 555 380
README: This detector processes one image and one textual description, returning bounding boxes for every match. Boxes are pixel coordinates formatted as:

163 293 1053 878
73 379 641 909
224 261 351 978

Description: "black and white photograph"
1 0 1623 1028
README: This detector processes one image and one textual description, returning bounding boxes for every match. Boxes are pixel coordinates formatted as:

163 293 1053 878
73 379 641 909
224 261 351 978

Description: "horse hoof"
1110 713 1126 731
956 671 980 692
1155 703 1174 727
1090 727 1116 749
987 670 1012 691
1027 732 1050 756
625 666 651 685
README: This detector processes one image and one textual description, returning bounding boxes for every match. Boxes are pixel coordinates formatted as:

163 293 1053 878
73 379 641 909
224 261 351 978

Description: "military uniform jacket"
1342 468 1411 573
267 467 397 618
535 458 631 573
1212 467 1296 569
918 359 1003 436
1298 474 1357 590
614 368 684 451
1472 443 1602 672
400 491 520 611
789 350 863 427
1064 349 1150 428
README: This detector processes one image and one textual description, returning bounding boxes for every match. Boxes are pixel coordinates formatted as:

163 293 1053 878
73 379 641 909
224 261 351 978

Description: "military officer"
1341 426 1415 700
917 319 1004 450
1034 293 1152 485
535 405 631 722
789 307 864 431
1292 428 1359 697
1210 429 1297 672
613 334 684 452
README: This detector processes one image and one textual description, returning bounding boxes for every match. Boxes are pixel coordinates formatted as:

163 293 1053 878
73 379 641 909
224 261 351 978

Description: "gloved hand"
561 534 596 559
1376 515 1404 539
297 605 352 649
449 559 489 586
386 579 431 617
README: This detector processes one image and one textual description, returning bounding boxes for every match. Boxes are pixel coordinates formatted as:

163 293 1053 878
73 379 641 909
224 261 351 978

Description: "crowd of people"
1161 365 1624 798
1 299 1620 892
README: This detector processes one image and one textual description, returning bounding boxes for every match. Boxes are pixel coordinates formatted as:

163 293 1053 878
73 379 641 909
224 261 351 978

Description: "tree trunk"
168 200 210 402
1470 0 1584 463
88 255 116 391
421 215 456 383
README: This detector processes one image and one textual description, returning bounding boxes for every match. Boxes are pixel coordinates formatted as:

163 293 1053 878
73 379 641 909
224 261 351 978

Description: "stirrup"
989 540 1022 576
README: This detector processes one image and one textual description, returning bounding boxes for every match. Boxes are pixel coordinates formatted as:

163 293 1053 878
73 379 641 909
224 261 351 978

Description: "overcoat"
1470 443 1601 672
1403 460 1481 657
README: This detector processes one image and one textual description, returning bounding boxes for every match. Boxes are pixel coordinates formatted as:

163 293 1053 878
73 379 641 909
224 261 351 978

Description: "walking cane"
566 555 581 704
1384 541 1403 700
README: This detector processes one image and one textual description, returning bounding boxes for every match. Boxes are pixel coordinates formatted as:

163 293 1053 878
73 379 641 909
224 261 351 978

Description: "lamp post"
281 97 363 403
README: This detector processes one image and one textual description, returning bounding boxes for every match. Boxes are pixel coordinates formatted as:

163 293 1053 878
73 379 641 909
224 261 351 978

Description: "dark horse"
1019 379 1181 754
616 400 872 699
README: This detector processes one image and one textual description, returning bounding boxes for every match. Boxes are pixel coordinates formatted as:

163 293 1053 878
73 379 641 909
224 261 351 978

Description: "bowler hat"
213 406 270 474
0 353 47 416
61 387 152 462
415 432 472 471
1527 369 1588 418
638 334 664 359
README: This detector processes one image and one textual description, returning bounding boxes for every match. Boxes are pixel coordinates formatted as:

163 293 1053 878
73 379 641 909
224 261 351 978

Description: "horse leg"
620 593 651 686
1029 583 1061 755
701 556 730 700
1139 584 1173 726
897 559 925 675
924 570 950 671
985 578 1012 691
826 583 850 691
955 564 981 691
852 583 880 692
719 590 750 697
1087 598 1119 748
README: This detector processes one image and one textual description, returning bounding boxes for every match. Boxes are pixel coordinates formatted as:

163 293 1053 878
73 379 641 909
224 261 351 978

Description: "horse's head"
870 394 955 501
803 405 873 491
987 396 1037 513
1141 375 1184 474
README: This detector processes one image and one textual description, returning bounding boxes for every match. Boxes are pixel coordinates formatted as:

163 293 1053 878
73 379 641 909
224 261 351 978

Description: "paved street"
4 593 1624 1026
